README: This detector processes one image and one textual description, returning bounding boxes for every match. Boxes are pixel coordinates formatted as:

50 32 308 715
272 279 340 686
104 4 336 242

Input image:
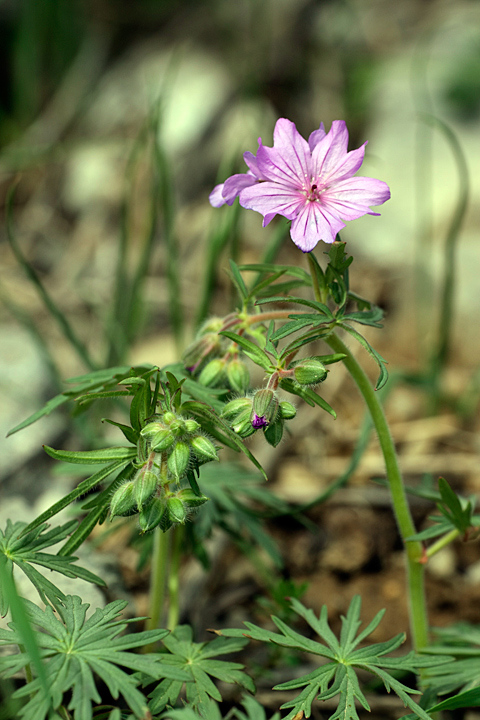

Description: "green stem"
426 528 460 559
146 526 170 634
325 329 428 650
167 524 184 630
307 251 428 650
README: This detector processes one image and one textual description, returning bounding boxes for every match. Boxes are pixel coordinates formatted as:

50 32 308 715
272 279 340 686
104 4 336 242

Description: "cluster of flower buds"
222 388 296 446
182 316 250 394
140 411 218 476
109 410 218 532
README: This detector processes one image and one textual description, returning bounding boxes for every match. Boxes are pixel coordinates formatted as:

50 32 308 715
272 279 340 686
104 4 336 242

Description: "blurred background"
1 0 480 641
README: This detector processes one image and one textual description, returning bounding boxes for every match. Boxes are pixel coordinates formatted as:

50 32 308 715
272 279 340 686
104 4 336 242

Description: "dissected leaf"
219 595 451 720
0 596 176 720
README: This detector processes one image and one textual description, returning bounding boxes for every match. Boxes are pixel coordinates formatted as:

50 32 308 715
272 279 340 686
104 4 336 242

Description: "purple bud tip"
252 414 268 429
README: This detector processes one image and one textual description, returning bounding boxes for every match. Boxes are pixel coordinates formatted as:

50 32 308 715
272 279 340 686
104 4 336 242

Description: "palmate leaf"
0 521 105 614
0 595 181 720
147 624 254 714
219 595 451 720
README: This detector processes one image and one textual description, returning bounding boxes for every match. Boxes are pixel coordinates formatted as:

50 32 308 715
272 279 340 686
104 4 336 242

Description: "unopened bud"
184 419 200 434
177 488 209 508
138 497 166 533
190 435 218 462
226 359 250 394
167 496 186 524
280 401 296 420
162 412 177 425
232 417 256 438
198 358 226 387
110 482 137 518
222 397 253 422
170 418 186 436
133 468 158 509
293 358 327 386
147 428 175 453
167 441 190 478
252 389 279 428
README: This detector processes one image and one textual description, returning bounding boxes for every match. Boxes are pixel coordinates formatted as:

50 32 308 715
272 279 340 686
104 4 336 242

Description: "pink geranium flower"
209 119 390 252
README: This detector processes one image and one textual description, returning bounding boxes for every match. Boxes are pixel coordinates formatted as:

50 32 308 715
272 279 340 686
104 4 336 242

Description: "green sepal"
264 416 284 447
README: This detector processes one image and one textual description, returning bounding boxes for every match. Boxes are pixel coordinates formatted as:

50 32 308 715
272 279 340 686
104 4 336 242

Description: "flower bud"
232 417 256 438
190 435 218 462
167 441 190 478
162 412 177 425
170 418 186 436
133 468 159 510
226 359 250 394
147 428 175 453
184 419 200 434
280 401 296 420
198 317 224 336
141 421 164 438
252 388 279 428
177 488 209 508
138 497 166 533
293 358 327 386
166 496 186 524
110 481 137 518
182 336 213 371
222 397 253 422
198 358 226 387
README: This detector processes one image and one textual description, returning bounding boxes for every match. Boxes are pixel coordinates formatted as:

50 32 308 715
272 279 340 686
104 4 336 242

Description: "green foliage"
186 462 291 568
0 595 180 720
220 595 451 720
146 624 254 714
0 520 105 614
407 477 480 542
422 622 480 695
159 694 280 720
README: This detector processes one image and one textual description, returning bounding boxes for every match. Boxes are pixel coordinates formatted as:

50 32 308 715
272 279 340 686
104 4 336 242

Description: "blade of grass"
0 555 50 705
6 186 97 371
422 115 469 412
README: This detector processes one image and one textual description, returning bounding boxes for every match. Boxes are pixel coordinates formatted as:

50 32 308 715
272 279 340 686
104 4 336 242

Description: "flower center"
305 182 322 202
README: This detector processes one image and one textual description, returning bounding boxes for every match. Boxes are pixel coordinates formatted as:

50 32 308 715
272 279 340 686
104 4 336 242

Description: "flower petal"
323 143 367 185
239 181 305 224
243 151 262 178
209 184 226 208
311 121 350 182
222 173 260 205
257 119 311 188
323 176 391 218
290 201 345 251
308 122 326 151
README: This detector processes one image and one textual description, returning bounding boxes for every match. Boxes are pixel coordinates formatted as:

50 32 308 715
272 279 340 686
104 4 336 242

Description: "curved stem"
326 330 428 651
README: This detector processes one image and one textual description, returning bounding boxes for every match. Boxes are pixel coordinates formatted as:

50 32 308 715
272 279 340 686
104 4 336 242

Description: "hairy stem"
146 526 170 634
167 524 184 630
